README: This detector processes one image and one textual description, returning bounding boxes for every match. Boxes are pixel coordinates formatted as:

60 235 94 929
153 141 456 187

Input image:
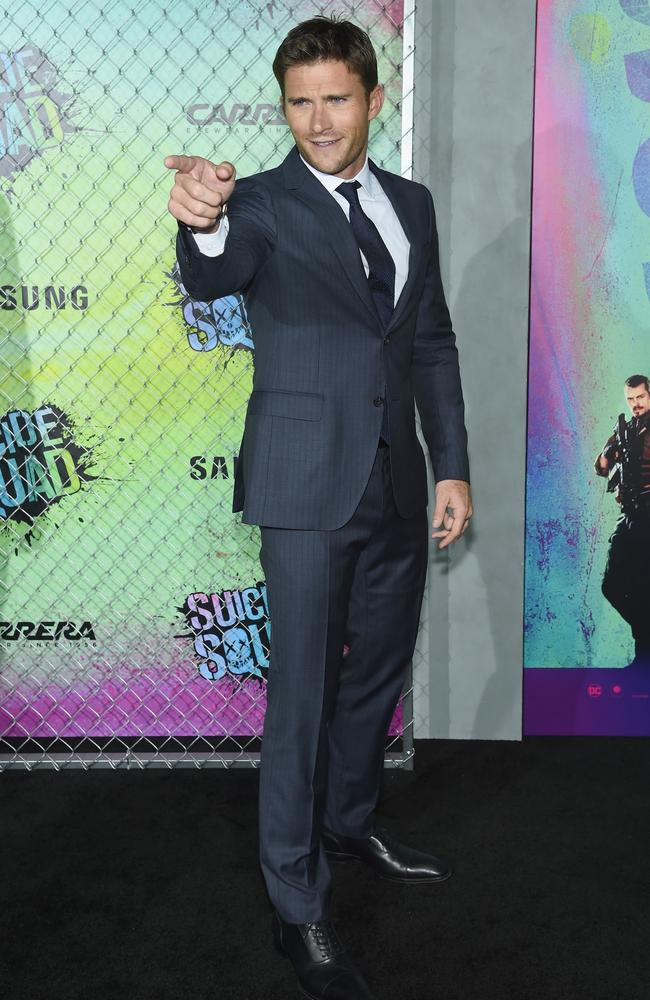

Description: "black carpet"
2 738 649 1000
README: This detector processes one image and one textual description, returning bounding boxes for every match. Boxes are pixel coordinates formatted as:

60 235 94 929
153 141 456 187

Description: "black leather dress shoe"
272 912 377 1000
323 826 452 884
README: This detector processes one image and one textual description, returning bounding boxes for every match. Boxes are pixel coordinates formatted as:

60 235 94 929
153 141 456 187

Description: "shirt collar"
299 151 376 197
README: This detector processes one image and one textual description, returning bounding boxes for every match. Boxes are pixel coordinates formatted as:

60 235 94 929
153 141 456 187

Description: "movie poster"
0 0 407 758
525 0 650 734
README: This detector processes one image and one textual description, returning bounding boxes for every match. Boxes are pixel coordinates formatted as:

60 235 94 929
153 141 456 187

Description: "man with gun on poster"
595 374 650 667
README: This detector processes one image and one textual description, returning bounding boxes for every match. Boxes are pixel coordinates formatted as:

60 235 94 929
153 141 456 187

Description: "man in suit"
165 16 472 1000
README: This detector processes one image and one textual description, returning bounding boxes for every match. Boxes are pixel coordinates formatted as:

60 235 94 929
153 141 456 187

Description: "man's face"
625 383 650 417
282 59 383 179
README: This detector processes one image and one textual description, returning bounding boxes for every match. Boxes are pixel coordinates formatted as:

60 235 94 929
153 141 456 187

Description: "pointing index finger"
163 154 196 172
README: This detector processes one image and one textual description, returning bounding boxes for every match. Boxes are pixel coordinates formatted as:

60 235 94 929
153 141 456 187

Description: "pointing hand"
164 155 236 231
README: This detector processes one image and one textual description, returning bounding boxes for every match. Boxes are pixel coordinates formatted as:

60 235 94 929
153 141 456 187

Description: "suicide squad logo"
0 46 81 183
166 261 254 357
0 404 97 525
180 583 270 681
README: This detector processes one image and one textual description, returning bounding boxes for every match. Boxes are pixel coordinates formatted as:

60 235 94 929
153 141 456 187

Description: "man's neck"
298 151 370 189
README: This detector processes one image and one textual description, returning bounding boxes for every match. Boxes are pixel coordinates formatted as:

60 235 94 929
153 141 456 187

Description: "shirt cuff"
191 216 229 257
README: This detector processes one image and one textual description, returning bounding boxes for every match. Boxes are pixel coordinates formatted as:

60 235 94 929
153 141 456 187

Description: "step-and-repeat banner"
525 0 650 734
0 0 410 765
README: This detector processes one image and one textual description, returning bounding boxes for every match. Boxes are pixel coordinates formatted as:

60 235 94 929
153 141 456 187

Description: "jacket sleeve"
410 188 470 484
175 176 277 301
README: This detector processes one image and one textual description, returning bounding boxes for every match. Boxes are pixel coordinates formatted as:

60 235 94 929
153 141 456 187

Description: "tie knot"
336 180 361 206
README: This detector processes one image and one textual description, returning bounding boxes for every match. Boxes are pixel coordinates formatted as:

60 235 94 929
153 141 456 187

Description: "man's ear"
367 83 384 122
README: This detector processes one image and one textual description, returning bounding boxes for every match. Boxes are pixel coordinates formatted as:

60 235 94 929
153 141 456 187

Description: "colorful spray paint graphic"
0 1 407 748
0 46 81 182
525 0 650 734
0 405 97 526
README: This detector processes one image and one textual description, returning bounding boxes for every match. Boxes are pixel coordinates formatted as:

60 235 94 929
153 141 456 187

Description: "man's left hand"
431 480 473 549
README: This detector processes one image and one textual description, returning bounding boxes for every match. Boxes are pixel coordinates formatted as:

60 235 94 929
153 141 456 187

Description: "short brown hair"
273 15 378 98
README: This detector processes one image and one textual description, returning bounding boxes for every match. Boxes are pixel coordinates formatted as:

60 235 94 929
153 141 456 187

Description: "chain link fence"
0 0 419 770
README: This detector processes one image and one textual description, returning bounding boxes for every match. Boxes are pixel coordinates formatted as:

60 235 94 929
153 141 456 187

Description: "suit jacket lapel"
282 147 425 331
282 147 379 324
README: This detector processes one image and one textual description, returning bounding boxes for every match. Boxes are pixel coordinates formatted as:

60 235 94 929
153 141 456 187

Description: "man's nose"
310 103 332 134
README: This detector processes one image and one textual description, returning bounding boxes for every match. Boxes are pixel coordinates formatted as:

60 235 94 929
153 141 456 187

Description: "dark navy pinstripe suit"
176 145 469 923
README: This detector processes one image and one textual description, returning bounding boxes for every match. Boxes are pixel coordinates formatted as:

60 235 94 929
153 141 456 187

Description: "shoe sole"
326 851 452 883
377 869 452 884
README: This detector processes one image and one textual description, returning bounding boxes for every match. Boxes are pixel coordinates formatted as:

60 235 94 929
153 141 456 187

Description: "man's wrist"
189 203 227 235
189 218 220 235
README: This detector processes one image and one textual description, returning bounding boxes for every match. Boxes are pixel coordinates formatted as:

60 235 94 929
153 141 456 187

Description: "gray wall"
412 0 537 740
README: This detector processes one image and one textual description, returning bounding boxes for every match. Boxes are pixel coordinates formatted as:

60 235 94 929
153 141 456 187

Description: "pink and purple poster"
524 0 650 734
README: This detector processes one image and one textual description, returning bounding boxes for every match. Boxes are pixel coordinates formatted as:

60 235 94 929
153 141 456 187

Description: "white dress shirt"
191 154 410 306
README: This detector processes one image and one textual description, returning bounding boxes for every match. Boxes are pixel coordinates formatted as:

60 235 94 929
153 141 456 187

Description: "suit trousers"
258 444 429 923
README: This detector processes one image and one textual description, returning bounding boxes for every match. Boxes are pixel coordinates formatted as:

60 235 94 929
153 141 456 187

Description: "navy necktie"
336 180 396 328
337 180 394 443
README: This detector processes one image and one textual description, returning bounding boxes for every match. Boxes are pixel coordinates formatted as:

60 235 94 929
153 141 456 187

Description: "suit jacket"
176 145 469 530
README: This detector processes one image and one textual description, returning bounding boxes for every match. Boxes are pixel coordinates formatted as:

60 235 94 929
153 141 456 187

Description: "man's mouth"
309 138 340 148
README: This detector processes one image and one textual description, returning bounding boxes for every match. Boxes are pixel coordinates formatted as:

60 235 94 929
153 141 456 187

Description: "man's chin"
297 141 367 178
300 145 346 175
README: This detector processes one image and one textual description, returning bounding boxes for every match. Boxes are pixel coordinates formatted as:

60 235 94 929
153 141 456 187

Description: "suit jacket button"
373 396 384 407
383 336 390 345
